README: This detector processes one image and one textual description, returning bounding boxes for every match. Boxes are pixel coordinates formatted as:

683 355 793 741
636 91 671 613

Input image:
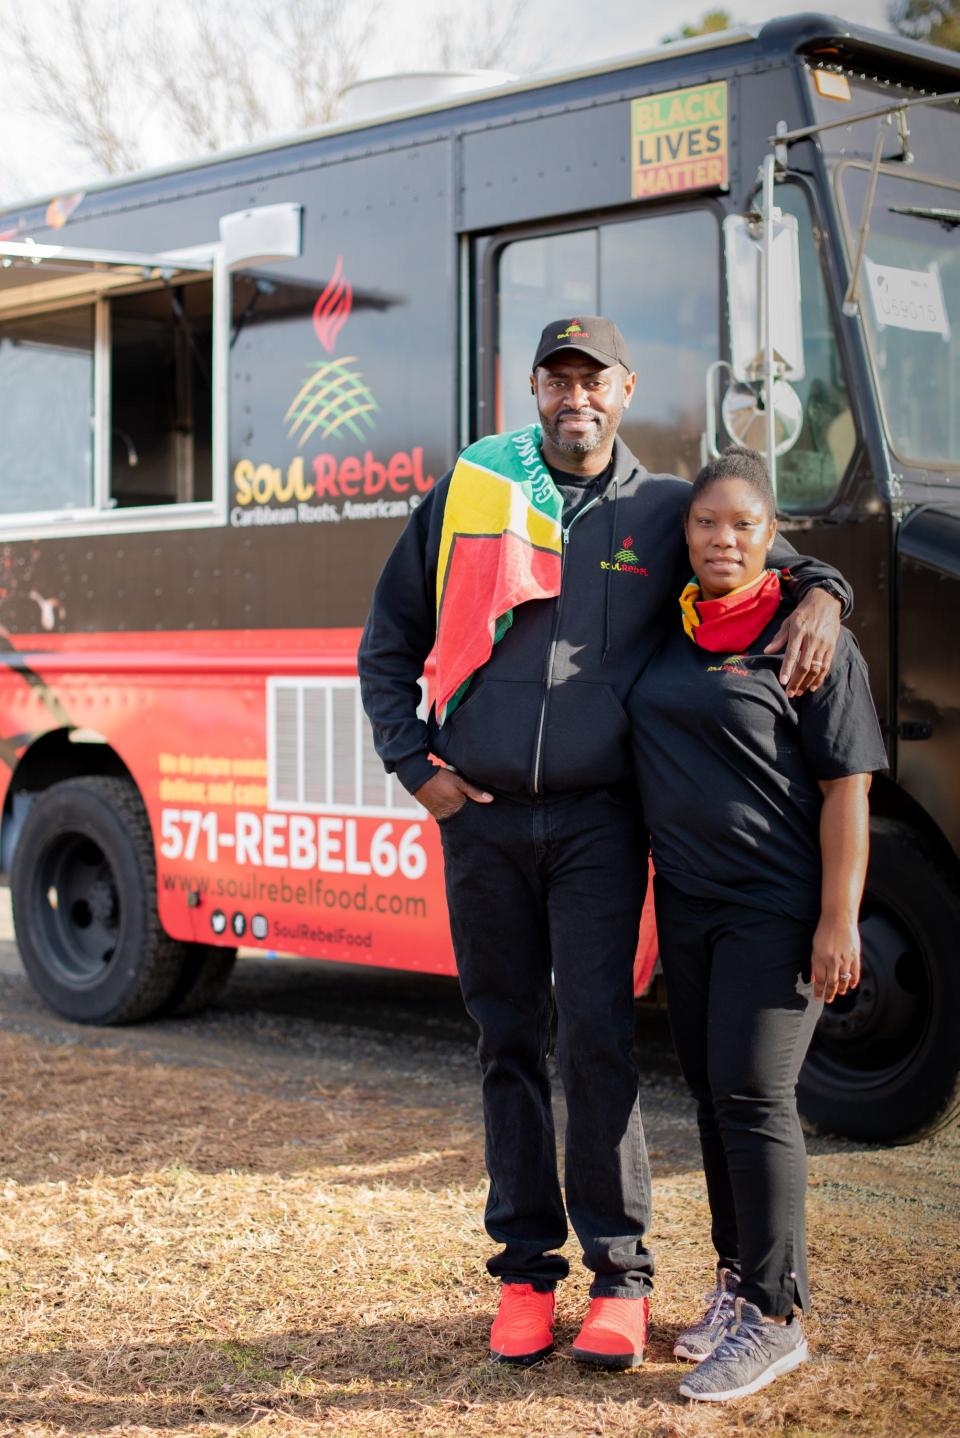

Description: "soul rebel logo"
557 320 589 341
600 536 649 576
231 255 435 526
706 654 750 677
233 450 435 508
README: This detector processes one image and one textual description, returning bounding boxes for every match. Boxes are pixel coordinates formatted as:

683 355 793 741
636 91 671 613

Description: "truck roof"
5 10 960 218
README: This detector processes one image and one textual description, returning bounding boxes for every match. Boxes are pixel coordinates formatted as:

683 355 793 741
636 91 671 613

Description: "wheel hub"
37 833 121 986
806 902 929 1088
86 873 118 928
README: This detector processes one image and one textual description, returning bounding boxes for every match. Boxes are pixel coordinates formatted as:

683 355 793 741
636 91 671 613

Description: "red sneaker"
489 1283 555 1365
571 1295 648 1369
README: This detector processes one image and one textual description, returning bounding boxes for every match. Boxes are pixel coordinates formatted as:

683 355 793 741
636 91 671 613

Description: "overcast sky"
0 0 892 206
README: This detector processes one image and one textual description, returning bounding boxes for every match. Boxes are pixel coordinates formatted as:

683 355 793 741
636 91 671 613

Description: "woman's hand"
764 587 842 697
811 913 861 1003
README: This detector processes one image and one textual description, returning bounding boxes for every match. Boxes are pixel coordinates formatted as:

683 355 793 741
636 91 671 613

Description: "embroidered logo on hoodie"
601 535 648 575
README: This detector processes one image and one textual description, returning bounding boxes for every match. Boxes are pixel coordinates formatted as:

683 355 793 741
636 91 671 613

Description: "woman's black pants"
654 876 824 1316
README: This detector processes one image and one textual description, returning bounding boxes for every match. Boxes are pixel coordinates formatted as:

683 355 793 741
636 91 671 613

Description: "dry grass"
0 1030 957 1438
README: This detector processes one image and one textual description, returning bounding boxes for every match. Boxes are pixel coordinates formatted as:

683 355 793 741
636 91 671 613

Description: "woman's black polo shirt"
627 598 888 923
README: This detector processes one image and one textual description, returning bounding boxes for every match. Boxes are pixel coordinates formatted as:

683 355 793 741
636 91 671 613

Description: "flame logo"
622 535 633 549
285 255 378 447
312 255 352 354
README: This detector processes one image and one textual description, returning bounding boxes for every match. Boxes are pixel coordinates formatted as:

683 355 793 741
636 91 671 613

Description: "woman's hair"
686 446 775 518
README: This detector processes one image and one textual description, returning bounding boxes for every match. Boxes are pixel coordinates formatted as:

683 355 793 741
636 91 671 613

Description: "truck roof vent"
338 70 515 122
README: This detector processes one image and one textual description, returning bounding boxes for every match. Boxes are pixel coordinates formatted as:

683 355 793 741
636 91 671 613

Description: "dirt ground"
0 917 957 1438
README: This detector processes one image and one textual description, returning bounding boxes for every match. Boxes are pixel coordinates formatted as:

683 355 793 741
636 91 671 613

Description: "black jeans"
439 787 653 1297
654 876 823 1316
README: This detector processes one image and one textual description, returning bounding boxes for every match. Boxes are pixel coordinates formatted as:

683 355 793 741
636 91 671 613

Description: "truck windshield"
841 165 960 469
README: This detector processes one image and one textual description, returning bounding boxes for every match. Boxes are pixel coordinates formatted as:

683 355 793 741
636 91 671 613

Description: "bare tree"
661 9 736 44
3 0 382 183
145 2 274 155
888 0 960 49
7 0 144 175
146 0 381 155
431 0 523 73
2 0 530 190
256 0 381 127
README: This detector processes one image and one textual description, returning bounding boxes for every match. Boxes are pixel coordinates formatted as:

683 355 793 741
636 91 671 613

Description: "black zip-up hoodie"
358 438 852 798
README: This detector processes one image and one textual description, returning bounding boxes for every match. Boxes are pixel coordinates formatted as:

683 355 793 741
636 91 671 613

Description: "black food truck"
0 12 956 1142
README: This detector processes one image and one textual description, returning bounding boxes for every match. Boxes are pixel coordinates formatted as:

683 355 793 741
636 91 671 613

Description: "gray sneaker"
678 1297 808 1402
673 1266 739 1362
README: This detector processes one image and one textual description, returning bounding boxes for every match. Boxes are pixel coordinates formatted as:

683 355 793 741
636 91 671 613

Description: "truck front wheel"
11 777 185 1024
798 818 960 1143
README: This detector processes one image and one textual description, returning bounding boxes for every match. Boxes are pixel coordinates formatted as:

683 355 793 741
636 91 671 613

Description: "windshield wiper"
889 205 960 230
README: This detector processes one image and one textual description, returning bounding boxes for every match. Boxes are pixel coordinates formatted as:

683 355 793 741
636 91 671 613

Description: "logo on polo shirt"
601 535 648 576
707 653 750 676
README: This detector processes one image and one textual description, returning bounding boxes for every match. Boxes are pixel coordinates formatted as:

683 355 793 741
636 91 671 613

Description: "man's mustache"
557 410 600 422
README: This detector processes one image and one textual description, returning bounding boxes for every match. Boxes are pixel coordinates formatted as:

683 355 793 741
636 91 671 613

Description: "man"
358 317 849 1368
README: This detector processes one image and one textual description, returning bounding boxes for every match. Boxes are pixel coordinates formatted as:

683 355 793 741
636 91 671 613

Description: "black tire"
798 818 960 1143
157 945 237 1017
11 777 185 1024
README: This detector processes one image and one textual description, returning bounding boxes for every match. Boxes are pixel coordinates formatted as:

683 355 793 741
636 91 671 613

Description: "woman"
627 446 887 1403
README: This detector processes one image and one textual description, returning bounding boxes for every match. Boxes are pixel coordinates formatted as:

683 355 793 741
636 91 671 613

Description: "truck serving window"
0 242 224 534
0 306 94 514
110 282 213 507
772 186 856 513
497 209 720 480
839 165 960 472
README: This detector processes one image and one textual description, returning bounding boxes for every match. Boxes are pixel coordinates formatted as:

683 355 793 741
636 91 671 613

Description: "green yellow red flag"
435 425 563 724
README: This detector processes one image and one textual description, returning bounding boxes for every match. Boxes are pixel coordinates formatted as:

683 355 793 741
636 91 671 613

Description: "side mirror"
721 378 804 456
723 211 805 383
705 198 807 491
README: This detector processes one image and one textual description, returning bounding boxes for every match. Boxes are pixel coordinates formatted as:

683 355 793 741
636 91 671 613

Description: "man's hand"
414 768 493 821
764 587 842 697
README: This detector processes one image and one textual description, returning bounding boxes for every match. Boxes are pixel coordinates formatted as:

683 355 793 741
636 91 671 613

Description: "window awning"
0 240 213 316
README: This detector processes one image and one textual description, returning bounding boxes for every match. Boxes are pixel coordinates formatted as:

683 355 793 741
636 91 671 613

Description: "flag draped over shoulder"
435 425 563 725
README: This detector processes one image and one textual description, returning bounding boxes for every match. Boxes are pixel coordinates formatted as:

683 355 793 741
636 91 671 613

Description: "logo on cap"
557 321 589 340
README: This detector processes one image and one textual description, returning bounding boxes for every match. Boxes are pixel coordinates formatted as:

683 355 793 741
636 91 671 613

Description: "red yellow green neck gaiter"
680 569 784 652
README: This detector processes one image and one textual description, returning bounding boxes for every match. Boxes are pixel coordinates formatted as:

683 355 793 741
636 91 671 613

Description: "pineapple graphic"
285 256 379 447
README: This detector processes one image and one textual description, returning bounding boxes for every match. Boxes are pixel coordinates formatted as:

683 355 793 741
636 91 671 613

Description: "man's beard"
539 404 623 456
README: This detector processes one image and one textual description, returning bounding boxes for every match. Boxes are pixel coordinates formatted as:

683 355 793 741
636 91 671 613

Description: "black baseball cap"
532 315 631 372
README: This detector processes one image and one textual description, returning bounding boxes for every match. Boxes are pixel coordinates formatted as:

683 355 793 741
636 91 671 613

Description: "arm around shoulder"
768 531 853 618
